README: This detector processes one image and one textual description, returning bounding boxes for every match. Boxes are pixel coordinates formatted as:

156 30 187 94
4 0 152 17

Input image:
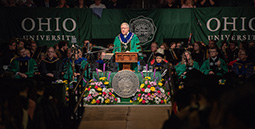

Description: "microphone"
87 41 90 53
71 37 77 48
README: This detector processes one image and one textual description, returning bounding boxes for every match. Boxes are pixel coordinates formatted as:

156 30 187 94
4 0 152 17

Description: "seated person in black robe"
40 47 63 80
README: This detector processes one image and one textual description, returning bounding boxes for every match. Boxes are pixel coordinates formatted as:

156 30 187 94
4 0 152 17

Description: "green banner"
0 7 92 46
192 7 255 45
0 7 255 48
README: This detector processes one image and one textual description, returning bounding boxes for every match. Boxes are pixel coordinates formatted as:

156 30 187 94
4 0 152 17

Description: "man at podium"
112 22 141 72
113 22 141 53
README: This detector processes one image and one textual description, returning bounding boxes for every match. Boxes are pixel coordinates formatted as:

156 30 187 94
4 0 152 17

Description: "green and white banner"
0 7 254 48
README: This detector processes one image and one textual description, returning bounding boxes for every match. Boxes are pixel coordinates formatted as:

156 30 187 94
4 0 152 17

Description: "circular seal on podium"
112 70 139 98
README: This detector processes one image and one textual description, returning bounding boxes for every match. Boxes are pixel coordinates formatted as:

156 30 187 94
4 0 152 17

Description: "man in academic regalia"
40 47 63 80
200 47 228 76
63 49 90 82
113 22 141 71
232 49 254 78
9 47 37 79
113 22 141 53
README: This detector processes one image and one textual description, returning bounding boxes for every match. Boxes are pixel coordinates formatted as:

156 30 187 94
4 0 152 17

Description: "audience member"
181 0 196 8
57 40 68 60
143 42 158 64
89 0 106 8
175 51 200 79
40 47 63 80
161 0 178 8
191 42 205 66
63 49 90 82
196 0 219 7
200 47 228 76
1 39 17 71
107 0 122 8
227 41 239 63
8 47 37 79
74 0 88 8
56 0 69 8
232 49 254 78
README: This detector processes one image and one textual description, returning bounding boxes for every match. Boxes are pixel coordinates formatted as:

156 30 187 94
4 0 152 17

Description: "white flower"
155 97 160 104
145 100 149 103
145 88 151 93
102 88 109 93
160 88 165 94
97 96 104 103
89 89 96 95
117 98 121 103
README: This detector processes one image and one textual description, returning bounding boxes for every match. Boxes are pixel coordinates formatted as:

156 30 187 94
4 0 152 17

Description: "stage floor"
79 104 172 129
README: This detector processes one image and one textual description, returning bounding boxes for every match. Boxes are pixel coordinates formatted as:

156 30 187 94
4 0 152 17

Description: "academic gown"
40 57 63 80
9 56 37 79
200 57 228 76
63 58 90 82
113 32 141 72
175 61 200 78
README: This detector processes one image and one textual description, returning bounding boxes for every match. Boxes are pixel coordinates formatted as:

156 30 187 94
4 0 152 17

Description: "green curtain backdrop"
0 7 254 48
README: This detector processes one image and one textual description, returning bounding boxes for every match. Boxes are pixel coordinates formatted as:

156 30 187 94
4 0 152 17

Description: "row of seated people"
1 40 255 88
3 0 252 9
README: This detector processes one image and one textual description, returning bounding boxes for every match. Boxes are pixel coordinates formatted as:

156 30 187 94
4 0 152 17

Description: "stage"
79 104 172 129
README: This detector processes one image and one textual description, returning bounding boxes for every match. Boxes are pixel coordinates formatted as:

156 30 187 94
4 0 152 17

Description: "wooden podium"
115 52 138 71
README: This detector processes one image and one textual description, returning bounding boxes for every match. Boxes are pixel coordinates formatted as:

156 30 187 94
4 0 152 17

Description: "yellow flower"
89 86 92 88
83 94 85 97
152 93 154 96
104 81 109 85
112 94 115 97
89 79 93 82
130 100 133 103
145 77 151 80
67 98 69 101
164 99 167 104
99 77 106 81
85 88 88 91
66 87 69 91
158 82 163 86
140 84 145 88
139 98 143 103
99 92 102 95
137 97 140 100
63 80 68 84
161 79 165 82
91 99 96 104
150 87 155 92
97 88 102 91
105 99 110 104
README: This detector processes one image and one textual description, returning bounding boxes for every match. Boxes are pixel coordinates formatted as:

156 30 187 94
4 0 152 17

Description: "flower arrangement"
131 76 171 104
83 77 120 105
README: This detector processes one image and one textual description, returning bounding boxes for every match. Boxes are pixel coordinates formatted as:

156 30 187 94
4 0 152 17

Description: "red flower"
115 98 117 102
142 100 145 104
109 92 112 96
138 94 141 97
88 94 91 96
96 100 100 104
95 86 98 89
147 93 151 96
161 100 164 104
88 88 91 91
157 90 161 94
141 88 145 92
147 85 151 88
103 92 106 95
168 92 170 96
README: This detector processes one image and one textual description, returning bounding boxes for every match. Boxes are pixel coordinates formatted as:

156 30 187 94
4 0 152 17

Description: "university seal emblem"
112 70 139 98
129 16 157 46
